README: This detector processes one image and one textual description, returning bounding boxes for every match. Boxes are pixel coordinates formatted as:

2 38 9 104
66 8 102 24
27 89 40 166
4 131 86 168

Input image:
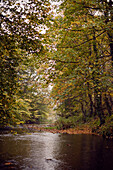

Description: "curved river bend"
0 132 113 170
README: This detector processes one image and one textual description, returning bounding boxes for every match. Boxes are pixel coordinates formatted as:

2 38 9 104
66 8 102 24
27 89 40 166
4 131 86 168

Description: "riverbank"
39 127 93 135
22 124 101 137
22 124 113 138
0 123 113 139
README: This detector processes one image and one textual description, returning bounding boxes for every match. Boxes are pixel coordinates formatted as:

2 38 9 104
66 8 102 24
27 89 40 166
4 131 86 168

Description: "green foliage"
55 116 77 129
0 0 113 132
0 0 51 126
89 117 100 133
45 0 113 128
44 126 57 130
98 115 113 137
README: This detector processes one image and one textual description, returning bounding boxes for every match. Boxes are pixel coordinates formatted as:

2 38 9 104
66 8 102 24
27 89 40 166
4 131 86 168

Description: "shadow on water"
0 132 113 170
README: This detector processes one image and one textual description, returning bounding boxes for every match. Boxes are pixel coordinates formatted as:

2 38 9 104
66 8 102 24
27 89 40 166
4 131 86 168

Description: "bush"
98 115 113 138
89 117 100 133
55 116 77 129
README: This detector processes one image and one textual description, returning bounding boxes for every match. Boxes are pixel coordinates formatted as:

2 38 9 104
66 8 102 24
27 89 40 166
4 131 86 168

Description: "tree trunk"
87 82 94 117
81 102 86 122
104 0 113 66
104 93 112 116
92 27 105 125
95 93 105 126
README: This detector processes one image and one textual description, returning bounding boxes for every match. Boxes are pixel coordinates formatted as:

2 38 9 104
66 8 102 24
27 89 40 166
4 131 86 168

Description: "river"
0 132 113 170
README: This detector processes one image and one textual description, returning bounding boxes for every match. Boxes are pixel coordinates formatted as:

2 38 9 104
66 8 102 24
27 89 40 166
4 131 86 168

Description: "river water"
0 132 113 170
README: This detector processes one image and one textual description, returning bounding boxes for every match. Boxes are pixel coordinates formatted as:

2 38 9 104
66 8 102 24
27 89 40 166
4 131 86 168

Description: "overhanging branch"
57 30 106 49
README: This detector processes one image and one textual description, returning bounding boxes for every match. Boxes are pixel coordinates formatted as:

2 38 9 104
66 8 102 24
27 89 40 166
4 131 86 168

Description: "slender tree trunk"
104 93 112 116
108 33 113 66
108 92 113 107
81 102 86 122
104 0 113 66
108 0 113 66
87 82 94 117
88 93 94 117
92 27 105 125
85 34 94 117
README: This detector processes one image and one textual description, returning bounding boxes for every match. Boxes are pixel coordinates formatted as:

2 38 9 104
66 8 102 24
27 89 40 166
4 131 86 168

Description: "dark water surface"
0 132 113 170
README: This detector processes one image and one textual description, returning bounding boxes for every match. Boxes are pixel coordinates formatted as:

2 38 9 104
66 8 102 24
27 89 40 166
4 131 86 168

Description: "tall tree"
46 0 113 125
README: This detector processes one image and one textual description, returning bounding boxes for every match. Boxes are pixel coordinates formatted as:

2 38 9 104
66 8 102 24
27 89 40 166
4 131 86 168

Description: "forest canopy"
45 0 113 129
0 0 113 132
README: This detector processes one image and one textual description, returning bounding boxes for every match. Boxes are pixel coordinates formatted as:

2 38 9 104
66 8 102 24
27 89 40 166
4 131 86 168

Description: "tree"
17 56 50 123
0 0 51 126
46 0 113 125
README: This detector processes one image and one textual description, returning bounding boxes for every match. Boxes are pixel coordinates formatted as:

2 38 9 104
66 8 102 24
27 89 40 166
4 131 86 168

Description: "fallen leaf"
5 162 12 166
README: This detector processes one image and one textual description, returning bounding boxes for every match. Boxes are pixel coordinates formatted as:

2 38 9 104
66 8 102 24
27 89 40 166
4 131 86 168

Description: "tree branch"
57 30 106 49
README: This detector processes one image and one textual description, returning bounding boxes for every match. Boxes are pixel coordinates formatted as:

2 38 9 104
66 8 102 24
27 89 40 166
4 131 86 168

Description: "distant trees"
16 57 50 124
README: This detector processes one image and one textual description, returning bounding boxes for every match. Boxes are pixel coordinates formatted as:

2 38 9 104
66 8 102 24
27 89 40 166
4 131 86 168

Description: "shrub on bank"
98 115 113 138
89 117 100 133
55 117 73 129
55 115 113 138
55 115 83 129
88 116 113 138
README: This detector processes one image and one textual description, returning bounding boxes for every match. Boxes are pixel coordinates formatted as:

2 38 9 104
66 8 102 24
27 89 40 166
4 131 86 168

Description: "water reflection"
0 132 113 170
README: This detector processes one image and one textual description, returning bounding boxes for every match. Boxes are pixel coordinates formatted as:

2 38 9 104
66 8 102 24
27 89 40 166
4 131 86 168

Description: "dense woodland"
0 0 51 126
0 0 113 135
